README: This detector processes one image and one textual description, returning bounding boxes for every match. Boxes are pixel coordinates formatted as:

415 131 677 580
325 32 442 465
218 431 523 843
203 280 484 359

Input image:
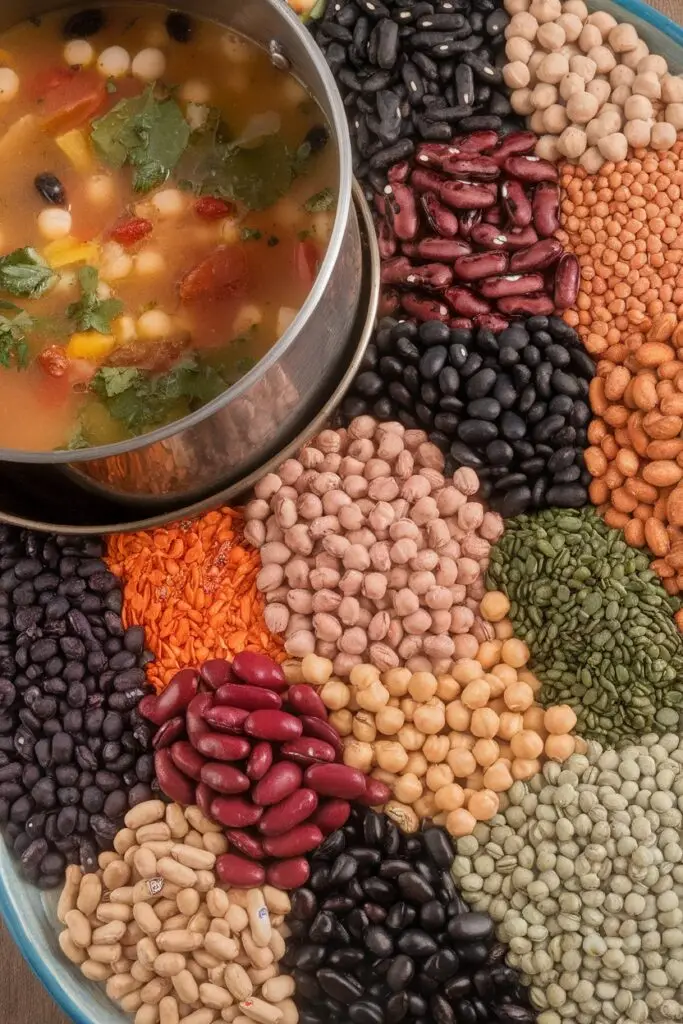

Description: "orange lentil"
106 507 284 692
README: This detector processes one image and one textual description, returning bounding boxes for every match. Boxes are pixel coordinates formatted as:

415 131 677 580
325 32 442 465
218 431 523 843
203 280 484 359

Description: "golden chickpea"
498 710 524 740
432 811 448 828
436 675 460 701
435 783 465 811
426 763 454 792
404 751 428 777
445 700 471 731
501 638 530 668
398 724 426 751
413 698 446 735
321 680 350 711
373 768 398 787
503 681 534 711
470 707 500 739
460 678 491 709
494 619 514 640
473 738 499 768
483 673 506 699
383 667 412 697
476 640 503 669
510 730 544 760
449 732 475 750
352 711 377 743
523 705 546 732
347 692 360 713
483 760 514 792
408 671 438 701
446 808 477 837
467 789 500 821
447 747 477 778
400 697 418 721
517 669 541 691
375 740 409 773
479 591 510 623
544 704 577 734
451 659 484 685
422 734 450 764
413 792 437 819
301 653 334 686
329 709 353 736
375 705 405 736
393 772 423 804
356 681 390 712
512 758 542 781
343 738 374 771
349 663 380 691
545 734 576 761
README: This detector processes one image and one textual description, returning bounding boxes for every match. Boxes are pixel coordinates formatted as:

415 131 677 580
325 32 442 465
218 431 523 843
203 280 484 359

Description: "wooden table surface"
1 0 683 1019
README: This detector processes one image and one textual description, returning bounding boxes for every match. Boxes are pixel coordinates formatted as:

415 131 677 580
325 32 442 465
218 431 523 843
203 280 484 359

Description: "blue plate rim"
609 0 683 47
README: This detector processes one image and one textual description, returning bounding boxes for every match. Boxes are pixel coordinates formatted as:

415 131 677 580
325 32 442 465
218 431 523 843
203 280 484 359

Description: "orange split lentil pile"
107 507 284 692
557 141 683 357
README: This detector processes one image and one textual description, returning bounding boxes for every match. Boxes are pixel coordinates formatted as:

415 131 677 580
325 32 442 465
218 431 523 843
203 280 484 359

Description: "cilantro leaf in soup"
0 301 35 370
67 266 124 334
214 136 294 210
304 187 337 213
0 247 56 299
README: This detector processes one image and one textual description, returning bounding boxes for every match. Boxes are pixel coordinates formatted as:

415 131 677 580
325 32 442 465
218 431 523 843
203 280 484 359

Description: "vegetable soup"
0 5 337 451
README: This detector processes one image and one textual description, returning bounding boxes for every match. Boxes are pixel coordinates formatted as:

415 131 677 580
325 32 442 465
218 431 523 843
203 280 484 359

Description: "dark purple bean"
532 183 560 237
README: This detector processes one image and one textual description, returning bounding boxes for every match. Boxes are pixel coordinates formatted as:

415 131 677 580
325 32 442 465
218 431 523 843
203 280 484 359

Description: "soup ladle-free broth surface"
0 5 337 452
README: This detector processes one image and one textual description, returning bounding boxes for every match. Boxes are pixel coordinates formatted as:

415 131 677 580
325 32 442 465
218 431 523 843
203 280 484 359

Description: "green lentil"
486 508 683 742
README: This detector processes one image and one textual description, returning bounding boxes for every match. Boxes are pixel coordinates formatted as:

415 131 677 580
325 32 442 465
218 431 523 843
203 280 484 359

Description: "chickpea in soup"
0 5 337 451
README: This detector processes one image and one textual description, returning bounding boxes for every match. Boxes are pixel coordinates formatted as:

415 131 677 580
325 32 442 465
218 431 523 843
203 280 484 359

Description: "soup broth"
0 4 337 451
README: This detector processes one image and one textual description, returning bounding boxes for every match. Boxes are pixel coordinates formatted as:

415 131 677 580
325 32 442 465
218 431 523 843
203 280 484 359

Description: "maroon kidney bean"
304 763 367 799
379 288 401 317
263 825 323 859
381 256 413 286
509 238 563 272
457 208 483 239
246 741 274 781
286 684 327 720
388 160 410 183
265 857 310 891
445 286 491 317
281 736 337 766
300 716 343 757
554 253 580 309
453 130 499 153
195 732 251 762
411 167 447 193
406 262 453 291
356 777 393 807
310 799 352 834
170 740 206 781
439 180 496 210
231 652 287 691
410 237 472 261
211 796 263 828
450 317 474 329
203 705 251 733
415 141 456 168
201 762 251 795
420 192 458 238
500 180 532 228
378 219 397 260
480 273 545 298
186 692 214 747
258 788 318 836
253 761 304 806
503 155 559 183
469 223 512 249
200 659 234 690
152 716 185 750
215 682 282 712
400 292 450 322
140 668 199 725
216 853 266 887
474 313 509 331
532 183 560 237
441 155 499 181
387 183 418 241
195 782 216 819
154 749 196 806
225 830 266 860
244 710 303 742
483 205 503 225
453 251 508 281
490 131 537 164
497 294 555 315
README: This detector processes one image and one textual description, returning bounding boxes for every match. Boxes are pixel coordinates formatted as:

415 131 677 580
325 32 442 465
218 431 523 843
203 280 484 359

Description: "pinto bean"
411 167 447 193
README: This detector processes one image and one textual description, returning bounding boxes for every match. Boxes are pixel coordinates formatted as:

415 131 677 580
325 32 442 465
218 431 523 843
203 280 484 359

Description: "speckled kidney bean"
500 180 531 228
503 155 559 183
509 239 563 272
420 192 459 238
480 273 545 298
440 180 497 210
453 251 508 281
497 295 555 315
441 154 499 181
445 286 491 317
387 183 418 241
554 253 581 310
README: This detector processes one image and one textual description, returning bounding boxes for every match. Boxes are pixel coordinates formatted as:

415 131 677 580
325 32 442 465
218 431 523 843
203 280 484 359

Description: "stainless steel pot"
0 0 363 506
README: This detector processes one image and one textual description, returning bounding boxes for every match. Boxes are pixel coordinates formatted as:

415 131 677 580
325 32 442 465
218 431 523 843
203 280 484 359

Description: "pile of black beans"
283 810 535 1024
340 316 595 516
310 0 516 188
0 527 155 887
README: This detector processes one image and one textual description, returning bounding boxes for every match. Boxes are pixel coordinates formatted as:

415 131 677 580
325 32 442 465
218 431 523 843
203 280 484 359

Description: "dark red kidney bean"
231 652 287 691
509 238 563 272
186 692 214 747
388 160 410 183
490 131 537 164
281 736 338 766
411 167 447 193
406 262 453 291
200 659 234 690
501 226 540 250
554 253 580 309
265 856 310 890
503 155 559 183
246 741 273 781
170 740 206 781
259 788 318 836
263 825 323 858
203 705 250 733
304 763 367 799
140 669 199 725
441 155 499 181
378 219 397 259
381 256 413 286
450 317 474 329
225 829 266 860
497 294 555 315
457 208 482 239
286 684 327 720
152 716 185 750
201 762 250 795
415 141 455 168
379 288 401 317
453 251 508 281
310 798 352 834
474 313 509 331
480 273 545 298
500 180 532 228
453 130 499 153
533 183 560 237
420 192 458 238
216 853 266 886
253 761 303 806
387 183 418 241
211 796 263 828
373 193 387 218
413 237 472 260
195 782 215 818
214 682 282 712
445 286 491 317
356 777 392 807
154 749 195 805
483 205 503 225
195 732 251 761
469 223 512 249
439 180 496 210
244 710 303 742
300 716 343 757
400 292 450 322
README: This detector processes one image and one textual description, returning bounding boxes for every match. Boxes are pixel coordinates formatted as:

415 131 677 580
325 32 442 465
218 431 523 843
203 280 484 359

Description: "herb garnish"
67 267 124 334
304 188 336 213
0 301 34 370
240 228 262 242
0 247 55 299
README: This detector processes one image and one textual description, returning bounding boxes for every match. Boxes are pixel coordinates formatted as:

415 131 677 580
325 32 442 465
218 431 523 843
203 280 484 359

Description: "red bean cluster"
139 651 389 890
378 129 580 329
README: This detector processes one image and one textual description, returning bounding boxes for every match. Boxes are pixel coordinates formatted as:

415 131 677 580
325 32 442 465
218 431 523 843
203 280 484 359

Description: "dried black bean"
63 7 105 38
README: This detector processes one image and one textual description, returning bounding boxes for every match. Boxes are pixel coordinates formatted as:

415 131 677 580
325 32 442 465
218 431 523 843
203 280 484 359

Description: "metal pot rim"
0 0 354 464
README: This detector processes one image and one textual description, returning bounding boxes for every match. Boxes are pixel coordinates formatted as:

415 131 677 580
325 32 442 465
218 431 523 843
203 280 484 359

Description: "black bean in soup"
34 173 67 207
62 7 106 38
166 10 193 43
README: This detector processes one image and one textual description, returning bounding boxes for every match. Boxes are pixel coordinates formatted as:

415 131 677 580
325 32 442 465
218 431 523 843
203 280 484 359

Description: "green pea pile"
486 508 683 743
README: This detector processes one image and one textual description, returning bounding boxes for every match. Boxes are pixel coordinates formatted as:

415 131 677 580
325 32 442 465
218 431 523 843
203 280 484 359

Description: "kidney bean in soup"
0 5 337 452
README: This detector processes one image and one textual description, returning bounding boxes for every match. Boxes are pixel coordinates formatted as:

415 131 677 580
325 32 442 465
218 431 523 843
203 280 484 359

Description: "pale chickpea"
651 121 677 150
662 74 683 103
356 680 390 712
530 108 548 134
580 145 605 174
447 747 477 778
435 783 465 812
638 53 668 76
543 103 569 133
586 77 610 107
587 10 617 35
536 54 568 85
436 675 460 701
510 87 535 115
566 90 599 123
506 37 534 63
623 119 652 148
632 71 661 100
352 711 376 743
587 45 616 74
422 735 450 764
404 752 428 777
470 708 500 739
375 740 409 773
349 663 380 691
398 724 425 752
666 102 683 130
408 671 438 701
375 705 405 735
413 699 446 735
597 131 628 162
473 738 500 768
476 640 502 670
329 709 353 736
483 760 514 792
556 13 582 42
452 658 484 684
413 792 437 819
393 772 423 804
426 763 454 792
320 679 350 710
570 54 597 82
505 11 539 40
301 653 334 686
383 667 412 697
535 134 561 161
559 71 586 101
622 39 649 70
503 61 531 89
343 738 374 771
137 309 172 340
537 22 565 51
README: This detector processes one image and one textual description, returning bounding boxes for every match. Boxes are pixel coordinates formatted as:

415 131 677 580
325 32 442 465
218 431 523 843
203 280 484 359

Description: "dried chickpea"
374 740 409 773
393 772 423 804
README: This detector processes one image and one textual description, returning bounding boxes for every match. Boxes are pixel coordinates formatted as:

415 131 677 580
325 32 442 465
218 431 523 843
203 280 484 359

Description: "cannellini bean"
97 46 131 78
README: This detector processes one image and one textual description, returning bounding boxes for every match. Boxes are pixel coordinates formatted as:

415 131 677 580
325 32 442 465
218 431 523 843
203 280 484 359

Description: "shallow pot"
0 0 363 506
